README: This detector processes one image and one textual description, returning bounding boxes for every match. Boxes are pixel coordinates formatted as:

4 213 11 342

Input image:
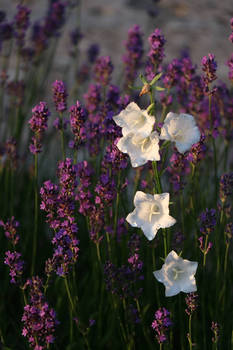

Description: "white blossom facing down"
153 250 198 297
113 102 155 137
116 131 160 167
160 112 200 154
126 191 176 240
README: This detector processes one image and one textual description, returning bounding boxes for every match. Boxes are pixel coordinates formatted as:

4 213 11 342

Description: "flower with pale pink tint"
113 102 155 137
153 250 198 297
126 191 176 240
116 131 160 167
160 112 200 154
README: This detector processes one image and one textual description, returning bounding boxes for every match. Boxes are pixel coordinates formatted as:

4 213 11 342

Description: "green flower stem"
74 149 78 164
188 314 193 350
152 161 162 194
160 343 163 350
224 243 229 276
59 112 65 160
114 171 121 235
64 276 75 343
112 295 127 344
31 153 38 276
106 231 112 259
162 229 167 259
208 95 218 202
203 234 209 267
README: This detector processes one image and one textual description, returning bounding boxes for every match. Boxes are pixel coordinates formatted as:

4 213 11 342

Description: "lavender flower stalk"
151 307 172 347
52 80 68 159
29 102 50 275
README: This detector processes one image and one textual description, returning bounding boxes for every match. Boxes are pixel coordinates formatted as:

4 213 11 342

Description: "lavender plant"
0 2 232 349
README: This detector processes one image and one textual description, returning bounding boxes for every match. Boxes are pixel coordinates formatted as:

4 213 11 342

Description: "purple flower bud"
122 25 144 88
87 43 99 63
4 250 24 283
0 216 20 245
151 307 172 344
219 173 233 203
93 56 113 86
52 80 68 112
29 102 50 155
185 292 198 316
198 208 216 235
145 28 166 80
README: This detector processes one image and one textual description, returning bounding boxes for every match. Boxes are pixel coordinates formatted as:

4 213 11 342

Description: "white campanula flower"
116 131 160 167
113 102 155 137
153 250 198 297
126 191 176 240
160 112 200 154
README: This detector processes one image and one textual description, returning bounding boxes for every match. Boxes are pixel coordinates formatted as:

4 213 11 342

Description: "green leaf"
139 73 148 84
149 72 163 86
155 86 165 91
146 103 155 115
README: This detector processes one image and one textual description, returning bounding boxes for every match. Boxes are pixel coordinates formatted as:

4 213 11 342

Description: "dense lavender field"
0 1 232 349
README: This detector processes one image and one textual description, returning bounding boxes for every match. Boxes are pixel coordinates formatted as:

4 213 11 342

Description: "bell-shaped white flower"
113 102 155 137
153 250 198 297
126 191 176 240
160 112 200 153
116 131 160 167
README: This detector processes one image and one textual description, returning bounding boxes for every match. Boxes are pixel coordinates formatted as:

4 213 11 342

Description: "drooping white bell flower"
153 250 198 297
160 112 200 154
113 102 155 137
116 131 160 167
126 191 176 240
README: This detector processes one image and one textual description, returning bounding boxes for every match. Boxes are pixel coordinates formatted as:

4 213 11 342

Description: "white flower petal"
165 284 181 297
153 250 198 297
113 102 155 137
160 112 200 154
126 191 176 240
116 131 160 167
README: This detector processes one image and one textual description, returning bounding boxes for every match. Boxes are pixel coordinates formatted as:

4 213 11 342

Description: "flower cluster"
41 159 79 277
1 217 24 284
29 101 50 154
52 80 68 113
198 208 217 235
0 216 20 246
69 100 87 149
219 173 233 203
151 307 172 344
146 28 166 80
94 56 113 86
123 24 144 88
22 276 59 350
201 53 217 93
4 251 24 284
185 292 198 316
14 4 31 47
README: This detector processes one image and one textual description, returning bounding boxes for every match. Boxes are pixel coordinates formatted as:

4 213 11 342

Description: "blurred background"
1 0 232 82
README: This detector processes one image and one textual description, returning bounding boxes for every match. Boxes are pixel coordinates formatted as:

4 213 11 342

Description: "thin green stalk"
59 112 65 160
162 229 167 258
160 343 162 350
106 232 112 259
203 235 209 267
152 161 162 194
188 314 192 350
208 95 218 202
31 153 38 275
64 276 75 312
64 276 75 343
114 171 121 235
